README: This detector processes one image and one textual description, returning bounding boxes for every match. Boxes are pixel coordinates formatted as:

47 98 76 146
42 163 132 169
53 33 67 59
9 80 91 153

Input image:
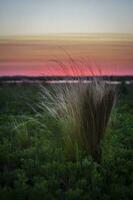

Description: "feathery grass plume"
40 58 117 162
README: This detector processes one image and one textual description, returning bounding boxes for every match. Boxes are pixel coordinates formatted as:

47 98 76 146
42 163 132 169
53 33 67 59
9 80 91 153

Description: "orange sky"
0 34 133 76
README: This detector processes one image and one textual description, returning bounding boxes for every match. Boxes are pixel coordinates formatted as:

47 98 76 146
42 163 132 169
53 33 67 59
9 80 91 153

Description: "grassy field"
0 83 133 200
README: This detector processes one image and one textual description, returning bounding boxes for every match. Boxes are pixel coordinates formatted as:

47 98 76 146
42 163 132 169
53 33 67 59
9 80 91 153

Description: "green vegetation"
0 84 133 200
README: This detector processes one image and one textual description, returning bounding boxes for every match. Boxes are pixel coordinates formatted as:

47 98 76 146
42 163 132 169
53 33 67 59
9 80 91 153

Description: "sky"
0 0 133 35
0 0 133 76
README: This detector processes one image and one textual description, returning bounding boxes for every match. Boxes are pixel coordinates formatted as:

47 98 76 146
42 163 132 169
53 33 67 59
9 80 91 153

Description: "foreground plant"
40 78 117 162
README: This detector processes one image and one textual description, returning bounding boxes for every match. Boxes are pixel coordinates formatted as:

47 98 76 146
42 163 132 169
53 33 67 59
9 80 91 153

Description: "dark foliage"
0 84 132 199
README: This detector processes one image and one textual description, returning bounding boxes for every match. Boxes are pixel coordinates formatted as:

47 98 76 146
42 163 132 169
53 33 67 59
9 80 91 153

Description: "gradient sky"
0 0 133 35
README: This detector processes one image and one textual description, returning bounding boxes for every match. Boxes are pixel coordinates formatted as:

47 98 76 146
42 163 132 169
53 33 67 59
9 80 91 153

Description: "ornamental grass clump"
40 78 116 162
40 53 117 162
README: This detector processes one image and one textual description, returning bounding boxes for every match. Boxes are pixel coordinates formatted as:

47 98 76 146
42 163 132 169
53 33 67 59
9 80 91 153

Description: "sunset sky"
0 0 133 76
